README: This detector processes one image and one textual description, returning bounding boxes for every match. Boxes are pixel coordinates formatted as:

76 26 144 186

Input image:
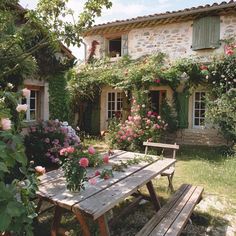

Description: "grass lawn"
34 138 236 235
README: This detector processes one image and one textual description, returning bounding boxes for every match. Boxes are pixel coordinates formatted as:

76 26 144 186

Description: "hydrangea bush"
25 120 81 167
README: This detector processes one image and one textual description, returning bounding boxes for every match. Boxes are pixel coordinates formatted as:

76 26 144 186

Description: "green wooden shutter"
192 16 220 50
176 92 189 129
121 34 128 56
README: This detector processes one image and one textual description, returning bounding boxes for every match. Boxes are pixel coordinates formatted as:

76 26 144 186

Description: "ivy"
48 73 71 122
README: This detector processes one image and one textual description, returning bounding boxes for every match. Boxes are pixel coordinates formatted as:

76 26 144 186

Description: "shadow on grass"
177 145 234 163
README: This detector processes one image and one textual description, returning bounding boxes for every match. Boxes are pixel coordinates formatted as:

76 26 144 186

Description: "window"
107 92 123 119
109 37 121 57
193 92 206 127
22 90 39 121
105 34 128 58
192 16 220 50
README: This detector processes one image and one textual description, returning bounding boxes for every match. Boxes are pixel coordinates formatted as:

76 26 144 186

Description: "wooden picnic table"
37 150 176 236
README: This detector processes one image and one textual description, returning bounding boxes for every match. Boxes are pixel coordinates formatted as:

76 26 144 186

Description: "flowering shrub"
0 86 38 235
25 120 81 167
60 146 109 191
107 97 167 151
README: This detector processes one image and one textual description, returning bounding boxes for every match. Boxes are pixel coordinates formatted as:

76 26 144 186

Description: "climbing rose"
16 104 27 112
35 166 46 175
0 118 11 130
88 146 96 155
103 154 109 164
22 88 31 98
66 146 75 153
79 158 89 168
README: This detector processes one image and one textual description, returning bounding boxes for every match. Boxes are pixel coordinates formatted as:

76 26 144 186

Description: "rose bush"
25 120 81 167
107 97 167 151
60 146 110 191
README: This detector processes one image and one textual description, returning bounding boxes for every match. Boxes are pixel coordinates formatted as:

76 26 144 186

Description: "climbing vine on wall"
48 73 71 122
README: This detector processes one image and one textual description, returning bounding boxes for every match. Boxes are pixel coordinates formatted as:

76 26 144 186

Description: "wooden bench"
136 184 204 236
143 142 179 192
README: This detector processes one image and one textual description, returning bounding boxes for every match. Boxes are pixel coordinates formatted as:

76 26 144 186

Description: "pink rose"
88 146 96 155
95 170 101 176
89 178 97 185
79 157 89 168
0 118 11 130
16 104 27 112
147 111 152 117
66 146 75 153
22 88 31 98
121 135 127 140
59 148 67 156
103 154 109 164
35 166 46 175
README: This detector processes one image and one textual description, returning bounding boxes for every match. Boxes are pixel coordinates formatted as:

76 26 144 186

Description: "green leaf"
6 201 24 217
0 211 11 231
0 162 9 173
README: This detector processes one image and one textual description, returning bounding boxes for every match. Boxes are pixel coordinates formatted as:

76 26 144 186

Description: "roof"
84 0 236 36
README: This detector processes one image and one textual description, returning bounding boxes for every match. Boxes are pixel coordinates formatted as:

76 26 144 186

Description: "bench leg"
146 181 161 211
51 206 62 236
167 173 174 193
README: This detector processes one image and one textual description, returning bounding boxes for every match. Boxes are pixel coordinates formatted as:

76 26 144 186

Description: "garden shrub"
107 96 167 152
25 120 80 167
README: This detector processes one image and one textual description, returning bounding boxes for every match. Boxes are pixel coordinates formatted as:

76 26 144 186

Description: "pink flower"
89 178 97 185
16 104 27 112
147 111 152 117
22 88 31 98
157 115 161 119
35 166 46 175
59 148 67 156
128 116 133 121
226 48 234 55
154 79 161 83
79 158 89 168
66 146 75 153
146 119 151 125
88 146 96 155
103 154 109 164
0 118 11 130
121 135 127 140
127 137 132 141
95 170 101 176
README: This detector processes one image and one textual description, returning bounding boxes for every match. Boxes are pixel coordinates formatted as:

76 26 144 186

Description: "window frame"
192 91 206 128
106 91 123 120
22 89 39 122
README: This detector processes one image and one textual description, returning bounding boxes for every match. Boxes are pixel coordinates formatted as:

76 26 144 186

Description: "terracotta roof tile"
90 0 236 30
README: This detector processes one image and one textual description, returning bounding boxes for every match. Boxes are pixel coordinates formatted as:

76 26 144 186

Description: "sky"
19 0 225 59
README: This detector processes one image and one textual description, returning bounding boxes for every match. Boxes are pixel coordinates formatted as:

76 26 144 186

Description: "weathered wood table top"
37 150 176 236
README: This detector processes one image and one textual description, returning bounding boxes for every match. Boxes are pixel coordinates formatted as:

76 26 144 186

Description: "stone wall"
165 129 228 146
84 14 236 61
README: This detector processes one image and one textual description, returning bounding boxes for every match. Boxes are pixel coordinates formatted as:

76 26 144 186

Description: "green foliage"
67 53 182 103
0 87 38 235
48 73 70 121
160 99 178 132
207 89 236 143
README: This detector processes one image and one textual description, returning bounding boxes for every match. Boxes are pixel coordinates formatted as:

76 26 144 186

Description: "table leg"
97 214 110 236
51 206 62 236
146 180 161 211
75 211 91 236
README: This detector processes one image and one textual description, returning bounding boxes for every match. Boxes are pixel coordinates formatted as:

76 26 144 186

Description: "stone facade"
84 14 236 61
84 13 236 146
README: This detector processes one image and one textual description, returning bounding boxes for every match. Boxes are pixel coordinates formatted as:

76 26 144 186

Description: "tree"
0 0 112 81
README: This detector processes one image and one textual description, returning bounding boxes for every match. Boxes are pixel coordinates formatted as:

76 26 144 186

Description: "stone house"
83 1 236 146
